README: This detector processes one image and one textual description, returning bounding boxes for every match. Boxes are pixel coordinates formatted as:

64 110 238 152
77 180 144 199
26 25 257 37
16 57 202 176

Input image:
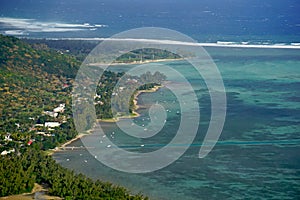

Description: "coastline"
88 58 184 66
98 84 162 123
0 183 62 200
133 84 162 111
49 85 162 155
46 133 87 155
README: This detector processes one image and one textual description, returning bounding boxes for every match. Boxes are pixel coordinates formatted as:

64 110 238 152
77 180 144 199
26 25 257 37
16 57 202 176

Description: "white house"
1 149 15 156
36 132 53 137
45 122 61 128
1 150 8 156
94 94 101 99
53 104 65 113
94 101 104 105
44 111 59 118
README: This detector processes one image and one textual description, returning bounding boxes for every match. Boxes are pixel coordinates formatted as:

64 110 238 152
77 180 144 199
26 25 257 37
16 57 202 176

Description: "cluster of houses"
34 103 66 132
1 134 15 155
1 103 66 156
34 104 67 134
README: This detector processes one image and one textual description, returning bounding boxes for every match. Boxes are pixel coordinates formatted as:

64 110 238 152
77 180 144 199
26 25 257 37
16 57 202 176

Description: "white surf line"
0 17 108 34
36 37 300 49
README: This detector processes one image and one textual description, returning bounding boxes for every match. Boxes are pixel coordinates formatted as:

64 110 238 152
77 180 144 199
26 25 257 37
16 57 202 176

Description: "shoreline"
88 58 184 66
49 85 162 154
98 84 162 123
47 133 87 155
0 183 62 200
133 84 162 111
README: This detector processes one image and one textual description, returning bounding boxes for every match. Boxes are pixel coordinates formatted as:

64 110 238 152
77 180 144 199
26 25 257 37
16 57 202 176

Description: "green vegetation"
114 48 181 64
23 38 181 63
23 38 99 62
0 34 77 152
0 149 146 199
95 71 166 119
0 34 149 199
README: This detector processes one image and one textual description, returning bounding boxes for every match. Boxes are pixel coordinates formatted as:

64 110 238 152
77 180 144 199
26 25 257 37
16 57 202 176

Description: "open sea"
1 0 299 199
1 0 300 43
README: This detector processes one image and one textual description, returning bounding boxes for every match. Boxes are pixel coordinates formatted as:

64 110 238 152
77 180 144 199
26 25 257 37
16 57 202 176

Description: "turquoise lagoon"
53 47 300 199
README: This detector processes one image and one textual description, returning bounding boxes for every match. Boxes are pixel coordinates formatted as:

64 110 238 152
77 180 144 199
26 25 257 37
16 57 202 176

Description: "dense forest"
0 149 146 199
0 34 150 199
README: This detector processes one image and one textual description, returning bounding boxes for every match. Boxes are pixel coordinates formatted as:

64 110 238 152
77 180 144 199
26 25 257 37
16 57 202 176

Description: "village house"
1 149 15 156
94 93 101 99
44 111 59 118
53 103 65 113
34 124 44 127
36 132 53 137
27 140 33 146
43 103 65 118
45 122 61 128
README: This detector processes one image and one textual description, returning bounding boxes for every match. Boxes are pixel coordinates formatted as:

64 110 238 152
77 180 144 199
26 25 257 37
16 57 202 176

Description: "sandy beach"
133 85 162 110
47 133 87 155
88 58 184 67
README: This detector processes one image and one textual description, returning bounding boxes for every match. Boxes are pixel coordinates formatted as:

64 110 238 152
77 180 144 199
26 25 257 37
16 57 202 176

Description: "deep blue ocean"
1 1 300 199
1 0 300 43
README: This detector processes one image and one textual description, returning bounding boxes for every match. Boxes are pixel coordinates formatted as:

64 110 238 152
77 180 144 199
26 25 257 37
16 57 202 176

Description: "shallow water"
53 47 300 199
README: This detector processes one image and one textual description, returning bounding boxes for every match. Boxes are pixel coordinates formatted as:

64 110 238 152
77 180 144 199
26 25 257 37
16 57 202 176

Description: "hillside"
0 34 147 200
0 34 79 150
